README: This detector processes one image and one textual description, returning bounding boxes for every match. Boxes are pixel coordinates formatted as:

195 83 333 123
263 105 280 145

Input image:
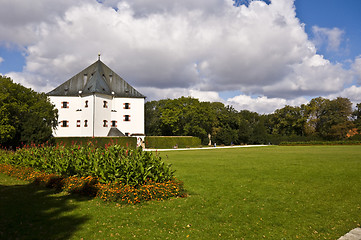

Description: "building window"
61 120 69 127
85 100 88 108
61 101 69 108
125 132 129 136
103 101 108 108
124 115 130 121
124 103 130 109
111 120 117 127
76 120 81 127
103 120 108 127
84 120 88 127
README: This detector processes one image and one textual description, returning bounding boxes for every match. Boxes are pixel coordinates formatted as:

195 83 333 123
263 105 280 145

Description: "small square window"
125 132 129 136
124 115 130 121
124 103 130 109
61 120 69 127
103 120 108 127
84 120 88 127
61 102 69 108
111 120 117 127
103 101 108 108
76 120 81 127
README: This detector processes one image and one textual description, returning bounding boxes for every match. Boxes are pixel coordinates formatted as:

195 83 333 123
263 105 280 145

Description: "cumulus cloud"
352 56 361 83
0 0 88 46
263 54 351 98
1 0 360 113
327 85 361 103
139 87 224 103
227 94 308 114
5 71 53 92
312 26 345 52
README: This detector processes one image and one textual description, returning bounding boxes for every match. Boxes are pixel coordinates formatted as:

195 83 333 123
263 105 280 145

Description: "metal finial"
98 53 101 60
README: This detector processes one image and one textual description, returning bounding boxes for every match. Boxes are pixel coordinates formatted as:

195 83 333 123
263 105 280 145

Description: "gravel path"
143 145 269 151
339 228 361 240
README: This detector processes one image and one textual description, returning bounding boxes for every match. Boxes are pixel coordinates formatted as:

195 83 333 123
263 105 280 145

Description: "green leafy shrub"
267 135 323 145
279 140 361 146
145 136 201 149
2 143 174 186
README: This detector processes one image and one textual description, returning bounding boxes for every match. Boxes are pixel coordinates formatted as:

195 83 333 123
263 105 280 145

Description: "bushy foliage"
0 76 58 148
146 96 360 145
145 136 201 149
279 141 361 146
2 143 174 186
53 137 137 149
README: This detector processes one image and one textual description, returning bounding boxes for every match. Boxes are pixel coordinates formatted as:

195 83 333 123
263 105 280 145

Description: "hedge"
279 140 361 146
53 137 137 149
267 135 323 145
145 136 201 149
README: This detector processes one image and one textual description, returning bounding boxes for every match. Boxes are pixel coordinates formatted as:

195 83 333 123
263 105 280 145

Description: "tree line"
146 96 361 145
2 75 361 148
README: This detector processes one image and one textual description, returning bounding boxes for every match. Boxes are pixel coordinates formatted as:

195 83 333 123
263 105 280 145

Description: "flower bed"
0 163 186 204
3 143 175 185
0 143 187 204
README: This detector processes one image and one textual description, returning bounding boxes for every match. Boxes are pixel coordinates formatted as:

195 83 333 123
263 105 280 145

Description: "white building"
47 57 145 138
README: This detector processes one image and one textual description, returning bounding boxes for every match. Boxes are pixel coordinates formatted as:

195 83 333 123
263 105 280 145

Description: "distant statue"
137 137 142 147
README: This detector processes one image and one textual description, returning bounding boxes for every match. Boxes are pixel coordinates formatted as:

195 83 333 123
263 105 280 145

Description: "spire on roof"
98 52 101 61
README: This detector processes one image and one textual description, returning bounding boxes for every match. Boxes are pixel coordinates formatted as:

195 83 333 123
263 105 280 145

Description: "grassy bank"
1 146 361 239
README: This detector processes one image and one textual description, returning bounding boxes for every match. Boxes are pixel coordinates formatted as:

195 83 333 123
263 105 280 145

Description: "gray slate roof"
47 59 145 98
107 127 125 137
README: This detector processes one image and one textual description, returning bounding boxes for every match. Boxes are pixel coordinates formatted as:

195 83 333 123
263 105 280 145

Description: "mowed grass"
1 146 361 239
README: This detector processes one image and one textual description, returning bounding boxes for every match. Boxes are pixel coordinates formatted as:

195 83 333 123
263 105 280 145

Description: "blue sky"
295 0 361 65
1 0 361 113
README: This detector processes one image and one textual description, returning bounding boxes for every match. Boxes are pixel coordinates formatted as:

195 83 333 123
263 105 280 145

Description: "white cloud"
0 57 3 64
1 0 359 113
0 0 90 46
352 56 361 83
262 54 351 98
140 87 224 103
312 26 345 52
227 94 308 114
327 85 361 103
5 71 53 93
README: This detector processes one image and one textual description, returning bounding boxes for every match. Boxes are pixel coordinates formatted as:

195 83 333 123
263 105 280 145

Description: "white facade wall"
93 94 112 137
111 97 145 136
50 94 144 137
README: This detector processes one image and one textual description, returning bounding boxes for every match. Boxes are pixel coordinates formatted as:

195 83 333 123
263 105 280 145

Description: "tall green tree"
0 76 58 148
145 97 218 144
145 100 163 136
306 97 354 140
320 97 354 140
269 105 307 136
238 110 260 144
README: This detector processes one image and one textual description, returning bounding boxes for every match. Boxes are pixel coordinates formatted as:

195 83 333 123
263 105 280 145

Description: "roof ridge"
47 59 145 98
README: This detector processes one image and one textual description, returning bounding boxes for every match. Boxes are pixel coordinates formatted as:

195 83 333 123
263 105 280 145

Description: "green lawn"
1 146 361 239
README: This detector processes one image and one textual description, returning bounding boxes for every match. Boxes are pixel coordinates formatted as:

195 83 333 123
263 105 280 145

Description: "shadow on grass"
0 182 90 240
